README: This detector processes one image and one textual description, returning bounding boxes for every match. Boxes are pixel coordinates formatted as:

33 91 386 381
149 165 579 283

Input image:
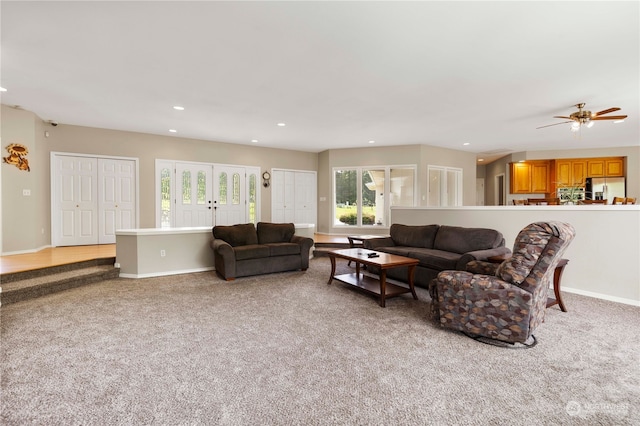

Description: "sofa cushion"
257 222 295 244
266 242 301 257
213 223 258 247
234 244 270 261
433 226 502 254
390 224 440 248
408 248 460 271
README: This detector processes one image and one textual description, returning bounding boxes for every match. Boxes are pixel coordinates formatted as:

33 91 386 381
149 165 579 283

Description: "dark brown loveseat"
211 222 314 280
364 224 511 288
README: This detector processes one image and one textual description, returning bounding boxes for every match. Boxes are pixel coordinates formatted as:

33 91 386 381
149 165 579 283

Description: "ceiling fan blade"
553 116 573 119
592 107 620 116
590 115 627 121
536 121 572 129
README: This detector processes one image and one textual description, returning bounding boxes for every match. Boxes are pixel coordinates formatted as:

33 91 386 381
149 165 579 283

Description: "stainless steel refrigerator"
585 177 626 201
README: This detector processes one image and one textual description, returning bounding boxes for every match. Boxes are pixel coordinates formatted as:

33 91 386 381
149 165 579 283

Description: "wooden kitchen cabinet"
587 159 605 177
556 159 587 186
605 158 624 176
510 161 550 194
587 157 624 177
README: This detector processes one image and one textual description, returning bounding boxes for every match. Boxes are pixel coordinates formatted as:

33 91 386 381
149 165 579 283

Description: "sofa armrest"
291 235 314 269
455 246 512 270
364 237 395 249
211 238 236 280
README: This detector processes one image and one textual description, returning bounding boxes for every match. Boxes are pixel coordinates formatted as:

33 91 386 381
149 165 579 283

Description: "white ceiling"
1 1 638 162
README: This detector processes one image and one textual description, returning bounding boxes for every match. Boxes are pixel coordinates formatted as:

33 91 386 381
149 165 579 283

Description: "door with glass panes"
175 163 213 227
214 166 246 226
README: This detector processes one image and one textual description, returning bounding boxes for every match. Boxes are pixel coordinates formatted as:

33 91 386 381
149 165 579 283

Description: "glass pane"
447 170 456 206
161 168 171 227
428 168 442 206
197 171 206 205
232 173 240 205
390 168 415 207
362 169 383 226
219 172 227 205
182 171 191 205
249 174 256 224
334 169 357 225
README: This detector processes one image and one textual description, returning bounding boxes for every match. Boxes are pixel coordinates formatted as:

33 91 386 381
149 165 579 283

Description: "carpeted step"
1 261 120 305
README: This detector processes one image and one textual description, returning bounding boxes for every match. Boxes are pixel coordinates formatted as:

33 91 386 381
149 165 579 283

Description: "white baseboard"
562 286 640 307
1 245 52 256
118 266 216 279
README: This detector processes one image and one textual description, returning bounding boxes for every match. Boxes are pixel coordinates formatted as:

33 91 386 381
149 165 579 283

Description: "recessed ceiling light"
277 123 286 127
169 129 177 133
251 139 258 143
0 87 7 92
173 106 185 111
368 140 375 144
478 158 484 162
463 142 470 146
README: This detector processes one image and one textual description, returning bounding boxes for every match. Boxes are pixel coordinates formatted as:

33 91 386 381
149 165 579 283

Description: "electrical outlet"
23 189 31 196
160 250 166 257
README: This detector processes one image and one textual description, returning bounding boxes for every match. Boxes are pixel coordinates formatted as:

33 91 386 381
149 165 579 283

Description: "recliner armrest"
466 260 499 276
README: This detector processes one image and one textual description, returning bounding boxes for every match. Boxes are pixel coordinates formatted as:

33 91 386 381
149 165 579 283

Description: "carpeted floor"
1 257 638 425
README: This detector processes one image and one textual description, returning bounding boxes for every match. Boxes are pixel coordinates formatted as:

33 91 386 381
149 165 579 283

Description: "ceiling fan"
537 103 627 132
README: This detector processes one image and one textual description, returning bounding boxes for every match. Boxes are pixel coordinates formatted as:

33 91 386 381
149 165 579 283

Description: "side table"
486 255 569 312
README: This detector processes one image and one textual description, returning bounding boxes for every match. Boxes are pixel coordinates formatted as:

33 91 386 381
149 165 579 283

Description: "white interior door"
294 171 316 224
98 158 136 243
55 156 99 246
214 166 246 226
175 163 213 227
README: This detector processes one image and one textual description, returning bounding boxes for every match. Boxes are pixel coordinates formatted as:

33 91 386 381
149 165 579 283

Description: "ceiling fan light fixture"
586 120 595 128
614 119 625 124
571 122 580 131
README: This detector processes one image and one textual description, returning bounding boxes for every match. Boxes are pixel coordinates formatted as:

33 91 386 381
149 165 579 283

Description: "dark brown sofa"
364 224 511 288
211 222 314 280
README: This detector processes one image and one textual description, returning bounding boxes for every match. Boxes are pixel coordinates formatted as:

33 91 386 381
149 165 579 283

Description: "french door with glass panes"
168 162 255 228
214 166 246 226
175 163 213 227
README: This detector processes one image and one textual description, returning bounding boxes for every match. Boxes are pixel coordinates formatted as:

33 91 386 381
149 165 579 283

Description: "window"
218 172 227 205
160 167 172 228
232 173 240 205
248 173 257 224
197 171 206 204
182 171 191 204
427 166 463 206
334 166 416 227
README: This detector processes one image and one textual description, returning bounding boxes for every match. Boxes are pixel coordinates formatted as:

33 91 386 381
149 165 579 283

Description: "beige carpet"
1 258 638 425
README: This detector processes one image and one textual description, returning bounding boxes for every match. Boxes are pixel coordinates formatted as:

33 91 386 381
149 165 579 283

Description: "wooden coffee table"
327 248 419 307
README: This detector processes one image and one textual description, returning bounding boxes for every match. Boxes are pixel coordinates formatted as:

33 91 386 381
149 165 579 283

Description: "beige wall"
0 106 50 253
3 103 637 253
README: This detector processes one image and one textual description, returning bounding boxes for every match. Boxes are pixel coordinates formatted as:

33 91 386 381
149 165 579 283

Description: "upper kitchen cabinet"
510 161 551 194
587 157 624 177
556 159 587 186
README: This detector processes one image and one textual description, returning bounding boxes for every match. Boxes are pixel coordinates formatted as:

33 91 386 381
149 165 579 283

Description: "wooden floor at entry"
0 234 351 275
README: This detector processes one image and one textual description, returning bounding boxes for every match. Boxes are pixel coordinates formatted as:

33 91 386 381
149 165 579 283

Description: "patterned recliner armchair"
429 221 576 346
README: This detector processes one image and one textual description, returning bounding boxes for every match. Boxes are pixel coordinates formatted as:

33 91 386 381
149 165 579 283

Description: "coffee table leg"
379 270 387 307
407 265 418 300
328 255 336 285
